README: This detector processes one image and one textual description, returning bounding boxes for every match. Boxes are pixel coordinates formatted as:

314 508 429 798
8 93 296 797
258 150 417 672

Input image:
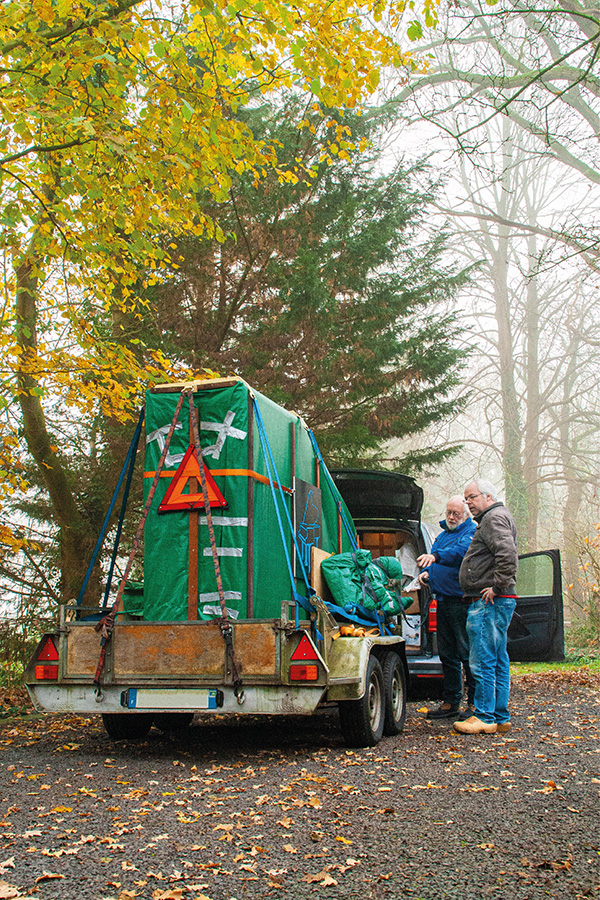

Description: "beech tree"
0 0 420 601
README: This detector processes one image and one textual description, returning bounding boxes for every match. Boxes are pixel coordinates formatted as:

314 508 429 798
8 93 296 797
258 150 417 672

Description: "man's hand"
416 553 435 568
481 587 496 605
418 571 429 585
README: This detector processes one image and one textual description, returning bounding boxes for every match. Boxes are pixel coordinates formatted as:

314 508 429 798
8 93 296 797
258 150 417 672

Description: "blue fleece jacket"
424 517 476 600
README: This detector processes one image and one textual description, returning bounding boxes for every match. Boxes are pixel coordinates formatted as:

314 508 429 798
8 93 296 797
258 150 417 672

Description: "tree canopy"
0 0 427 600
144 99 468 467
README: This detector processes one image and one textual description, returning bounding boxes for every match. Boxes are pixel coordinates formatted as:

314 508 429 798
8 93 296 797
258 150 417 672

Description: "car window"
515 554 554 597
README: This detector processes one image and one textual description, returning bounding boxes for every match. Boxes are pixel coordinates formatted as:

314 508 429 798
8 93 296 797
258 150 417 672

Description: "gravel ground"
0 670 598 900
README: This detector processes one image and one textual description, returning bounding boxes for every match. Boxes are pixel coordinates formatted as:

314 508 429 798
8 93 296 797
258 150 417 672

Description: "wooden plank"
65 626 101 676
151 377 241 394
113 623 225 677
188 417 199 621
290 421 296 587
311 546 334 604
246 395 254 618
188 497 199 621
234 623 277 675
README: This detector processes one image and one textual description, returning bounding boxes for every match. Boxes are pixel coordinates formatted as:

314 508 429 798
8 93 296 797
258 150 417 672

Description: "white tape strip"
199 517 248 527
203 547 243 557
201 604 240 619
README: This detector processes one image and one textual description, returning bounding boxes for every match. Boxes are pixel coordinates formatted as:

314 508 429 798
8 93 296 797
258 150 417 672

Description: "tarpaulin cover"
321 551 408 616
142 379 355 621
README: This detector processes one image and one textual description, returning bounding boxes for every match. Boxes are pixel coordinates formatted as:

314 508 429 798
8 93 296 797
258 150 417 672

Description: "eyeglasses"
446 510 462 517
465 492 483 501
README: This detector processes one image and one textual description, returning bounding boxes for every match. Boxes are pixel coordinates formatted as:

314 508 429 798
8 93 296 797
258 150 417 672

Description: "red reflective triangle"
37 637 59 662
291 633 319 661
158 445 227 513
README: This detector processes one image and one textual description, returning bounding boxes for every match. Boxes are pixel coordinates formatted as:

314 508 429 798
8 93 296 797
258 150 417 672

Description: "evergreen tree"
146 97 468 468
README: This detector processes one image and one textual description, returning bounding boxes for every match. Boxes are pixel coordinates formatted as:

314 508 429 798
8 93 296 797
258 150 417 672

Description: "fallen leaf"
302 870 338 885
277 817 293 828
283 844 297 854
336 836 352 845
0 882 20 900
35 872 65 884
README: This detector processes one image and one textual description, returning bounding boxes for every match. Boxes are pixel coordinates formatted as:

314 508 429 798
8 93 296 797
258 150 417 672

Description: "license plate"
122 688 221 710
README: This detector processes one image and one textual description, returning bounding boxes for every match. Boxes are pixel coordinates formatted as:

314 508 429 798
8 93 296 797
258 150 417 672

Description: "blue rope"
76 407 145 608
307 429 389 635
101 406 145 611
252 400 315 626
307 429 358 552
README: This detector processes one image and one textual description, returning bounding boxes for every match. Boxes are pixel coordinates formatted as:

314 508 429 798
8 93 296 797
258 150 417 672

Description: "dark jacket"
459 502 518 597
424 517 477 600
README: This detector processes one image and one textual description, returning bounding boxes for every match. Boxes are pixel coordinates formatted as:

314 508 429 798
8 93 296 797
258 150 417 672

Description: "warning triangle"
158 445 228 513
290 633 319 661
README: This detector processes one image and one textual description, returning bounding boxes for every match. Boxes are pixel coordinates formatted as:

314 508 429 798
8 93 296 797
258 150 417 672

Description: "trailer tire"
338 655 385 747
382 651 406 735
154 712 194 733
101 713 154 740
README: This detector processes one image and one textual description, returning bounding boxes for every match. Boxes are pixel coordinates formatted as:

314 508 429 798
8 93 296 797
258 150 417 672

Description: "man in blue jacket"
417 496 477 719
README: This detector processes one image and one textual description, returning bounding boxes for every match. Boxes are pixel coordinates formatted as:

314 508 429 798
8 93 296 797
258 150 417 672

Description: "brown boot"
496 721 511 733
453 715 497 734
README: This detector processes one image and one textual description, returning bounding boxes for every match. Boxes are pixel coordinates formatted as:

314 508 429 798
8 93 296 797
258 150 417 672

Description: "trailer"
25 377 408 747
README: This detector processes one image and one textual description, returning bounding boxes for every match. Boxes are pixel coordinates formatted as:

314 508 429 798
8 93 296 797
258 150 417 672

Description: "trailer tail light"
34 636 59 680
290 633 320 681
290 664 319 681
428 599 437 633
34 664 58 680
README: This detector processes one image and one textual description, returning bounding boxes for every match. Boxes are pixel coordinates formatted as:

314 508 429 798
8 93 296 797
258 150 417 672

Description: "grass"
512 657 600 675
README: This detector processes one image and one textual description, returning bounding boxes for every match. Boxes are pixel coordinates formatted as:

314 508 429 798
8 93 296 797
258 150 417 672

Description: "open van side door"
508 549 564 662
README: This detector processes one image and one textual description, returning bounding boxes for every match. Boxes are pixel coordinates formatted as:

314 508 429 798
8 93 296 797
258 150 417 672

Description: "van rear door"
509 549 564 662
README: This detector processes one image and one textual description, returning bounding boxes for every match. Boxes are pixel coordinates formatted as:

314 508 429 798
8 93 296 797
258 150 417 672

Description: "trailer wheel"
154 712 194 733
101 713 154 740
338 655 385 747
382 651 407 735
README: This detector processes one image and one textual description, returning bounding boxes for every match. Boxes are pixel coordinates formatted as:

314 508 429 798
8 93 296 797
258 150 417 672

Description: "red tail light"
428 599 437 633
35 664 58 680
290 664 318 681
290 634 320 681
34 636 59 679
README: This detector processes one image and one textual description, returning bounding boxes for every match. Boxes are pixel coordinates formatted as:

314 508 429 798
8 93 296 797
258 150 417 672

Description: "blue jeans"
437 600 475 707
466 596 517 725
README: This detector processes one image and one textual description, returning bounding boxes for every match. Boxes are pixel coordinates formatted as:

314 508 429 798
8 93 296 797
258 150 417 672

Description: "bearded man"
417 496 476 720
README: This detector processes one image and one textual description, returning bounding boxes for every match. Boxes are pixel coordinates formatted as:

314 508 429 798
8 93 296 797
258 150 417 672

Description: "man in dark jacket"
454 479 518 736
417 496 476 719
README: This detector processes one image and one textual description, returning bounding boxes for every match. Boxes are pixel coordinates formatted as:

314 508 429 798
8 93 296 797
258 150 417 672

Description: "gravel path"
0 670 598 900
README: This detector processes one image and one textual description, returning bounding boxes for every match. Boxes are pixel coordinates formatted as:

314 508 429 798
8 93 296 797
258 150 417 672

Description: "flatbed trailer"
25 377 408 747
26 599 407 746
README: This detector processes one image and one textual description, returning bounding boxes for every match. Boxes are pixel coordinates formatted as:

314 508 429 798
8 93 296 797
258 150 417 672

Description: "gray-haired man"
454 479 518 736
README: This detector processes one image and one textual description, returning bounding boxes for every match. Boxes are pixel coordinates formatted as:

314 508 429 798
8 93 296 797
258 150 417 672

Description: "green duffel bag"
321 550 409 616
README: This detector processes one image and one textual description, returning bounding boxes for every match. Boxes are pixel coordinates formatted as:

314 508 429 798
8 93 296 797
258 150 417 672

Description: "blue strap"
76 407 145 607
252 399 315 627
307 429 358 552
101 406 145 611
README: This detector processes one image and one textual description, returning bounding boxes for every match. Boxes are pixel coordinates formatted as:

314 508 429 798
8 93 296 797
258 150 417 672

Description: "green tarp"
142 379 355 621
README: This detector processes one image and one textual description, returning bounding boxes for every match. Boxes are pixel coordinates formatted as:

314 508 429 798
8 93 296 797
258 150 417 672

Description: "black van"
330 469 565 687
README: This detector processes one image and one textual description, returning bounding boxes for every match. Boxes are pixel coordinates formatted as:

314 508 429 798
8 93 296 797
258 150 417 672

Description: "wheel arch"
326 636 406 702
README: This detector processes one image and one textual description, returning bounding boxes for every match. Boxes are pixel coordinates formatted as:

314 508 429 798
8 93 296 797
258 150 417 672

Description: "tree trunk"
523 229 541 550
493 128 528 542
15 218 100 604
